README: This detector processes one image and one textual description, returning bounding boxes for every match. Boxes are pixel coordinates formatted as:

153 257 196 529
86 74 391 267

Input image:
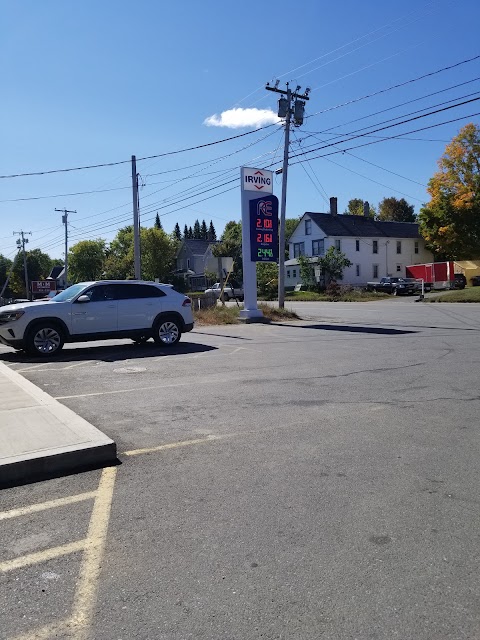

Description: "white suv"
0 281 194 357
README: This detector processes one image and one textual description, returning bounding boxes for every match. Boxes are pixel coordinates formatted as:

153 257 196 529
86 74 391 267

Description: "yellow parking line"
0 491 97 521
10 619 71 640
69 466 117 638
123 434 220 457
0 539 86 573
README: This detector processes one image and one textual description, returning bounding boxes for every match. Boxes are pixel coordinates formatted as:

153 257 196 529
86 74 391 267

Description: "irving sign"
242 168 273 192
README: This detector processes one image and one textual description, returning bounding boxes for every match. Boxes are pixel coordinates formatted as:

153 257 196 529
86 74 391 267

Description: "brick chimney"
363 201 370 217
329 197 338 216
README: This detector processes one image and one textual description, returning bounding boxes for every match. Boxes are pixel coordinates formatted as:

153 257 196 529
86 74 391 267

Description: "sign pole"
240 167 277 323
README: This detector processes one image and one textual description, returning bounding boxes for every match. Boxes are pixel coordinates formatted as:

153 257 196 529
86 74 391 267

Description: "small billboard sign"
31 280 57 294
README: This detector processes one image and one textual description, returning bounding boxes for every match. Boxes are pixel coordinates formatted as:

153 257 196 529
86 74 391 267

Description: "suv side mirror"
76 295 90 303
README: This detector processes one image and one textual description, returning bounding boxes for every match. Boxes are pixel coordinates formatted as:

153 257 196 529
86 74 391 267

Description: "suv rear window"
113 284 166 299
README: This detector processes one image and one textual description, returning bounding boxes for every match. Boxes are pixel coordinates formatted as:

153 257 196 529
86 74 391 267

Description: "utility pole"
131 155 141 279
266 81 310 308
55 208 76 287
13 231 32 299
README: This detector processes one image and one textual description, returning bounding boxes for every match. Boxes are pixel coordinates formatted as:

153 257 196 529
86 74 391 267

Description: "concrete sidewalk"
0 362 116 487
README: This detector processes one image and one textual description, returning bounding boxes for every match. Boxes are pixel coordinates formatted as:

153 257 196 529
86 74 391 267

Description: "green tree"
298 254 317 290
344 198 376 217
140 227 176 281
419 123 480 258
200 219 208 240
193 219 201 239
208 220 217 241
11 248 53 296
318 247 352 284
256 262 278 299
68 239 106 282
154 213 163 230
183 224 189 240
174 222 182 241
0 254 14 298
104 226 134 279
378 197 416 222
188 226 193 239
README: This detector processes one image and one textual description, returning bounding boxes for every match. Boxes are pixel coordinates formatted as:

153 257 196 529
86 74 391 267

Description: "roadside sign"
249 195 279 262
242 168 273 192
240 167 274 321
31 280 56 294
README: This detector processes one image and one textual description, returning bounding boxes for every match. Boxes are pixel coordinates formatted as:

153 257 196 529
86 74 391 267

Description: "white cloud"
204 107 280 129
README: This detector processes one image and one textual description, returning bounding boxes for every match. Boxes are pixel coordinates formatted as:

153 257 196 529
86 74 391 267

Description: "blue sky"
1 0 479 260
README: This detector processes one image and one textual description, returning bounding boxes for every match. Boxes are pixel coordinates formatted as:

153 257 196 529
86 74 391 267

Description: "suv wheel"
153 317 181 346
26 322 64 357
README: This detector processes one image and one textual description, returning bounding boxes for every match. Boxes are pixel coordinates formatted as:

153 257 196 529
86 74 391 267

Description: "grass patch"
283 290 391 302
194 304 240 325
193 303 299 325
427 287 480 303
258 303 299 321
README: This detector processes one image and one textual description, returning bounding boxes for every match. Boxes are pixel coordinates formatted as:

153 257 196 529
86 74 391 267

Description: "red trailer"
406 262 456 291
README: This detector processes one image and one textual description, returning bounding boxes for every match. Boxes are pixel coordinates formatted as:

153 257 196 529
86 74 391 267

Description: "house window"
356 240 360 252
397 241 402 254
312 239 324 256
373 264 379 279
372 240 378 254
335 239 341 251
292 269 297 278
187 259 190 269
396 264 402 273
293 242 305 258
305 219 312 235
414 241 419 254
356 264 360 277
287 270 290 278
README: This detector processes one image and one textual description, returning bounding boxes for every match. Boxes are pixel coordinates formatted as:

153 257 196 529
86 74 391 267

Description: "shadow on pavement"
278 323 417 335
0 340 217 364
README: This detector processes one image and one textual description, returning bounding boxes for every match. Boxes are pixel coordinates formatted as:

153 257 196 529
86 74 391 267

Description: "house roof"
179 239 219 256
306 213 421 238
48 265 65 280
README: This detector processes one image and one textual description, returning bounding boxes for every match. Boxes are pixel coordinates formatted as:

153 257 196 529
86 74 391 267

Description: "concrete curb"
0 362 117 487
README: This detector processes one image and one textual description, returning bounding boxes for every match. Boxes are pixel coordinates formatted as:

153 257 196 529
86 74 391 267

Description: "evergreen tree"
174 222 182 241
188 226 193 239
208 220 217 241
200 219 208 240
193 219 201 239
154 213 162 229
183 224 189 239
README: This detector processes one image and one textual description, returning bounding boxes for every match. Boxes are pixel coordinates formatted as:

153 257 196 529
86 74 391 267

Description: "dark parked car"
471 275 480 287
452 273 466 289
366 277 418 296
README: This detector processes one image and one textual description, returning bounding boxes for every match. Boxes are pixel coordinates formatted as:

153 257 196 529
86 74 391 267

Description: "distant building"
175 239 220 290
286 198 433 287
47 265 66 289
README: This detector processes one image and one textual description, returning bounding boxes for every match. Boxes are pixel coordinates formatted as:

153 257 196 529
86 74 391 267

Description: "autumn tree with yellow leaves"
419 123 480 259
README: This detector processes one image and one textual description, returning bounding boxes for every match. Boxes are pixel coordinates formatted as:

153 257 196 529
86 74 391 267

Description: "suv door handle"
107 304 116 308
73 311 87 315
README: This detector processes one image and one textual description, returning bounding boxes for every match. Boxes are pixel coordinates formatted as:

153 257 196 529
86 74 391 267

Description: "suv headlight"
0 310 25 323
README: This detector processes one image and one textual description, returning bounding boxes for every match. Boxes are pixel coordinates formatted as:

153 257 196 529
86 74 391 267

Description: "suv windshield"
50 283 88 302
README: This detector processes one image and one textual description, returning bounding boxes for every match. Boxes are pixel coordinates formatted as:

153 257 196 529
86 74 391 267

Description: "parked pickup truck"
366 277 419 296
204 282 244 301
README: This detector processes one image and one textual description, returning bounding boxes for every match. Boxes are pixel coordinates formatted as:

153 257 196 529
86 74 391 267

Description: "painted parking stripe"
0 491 97 521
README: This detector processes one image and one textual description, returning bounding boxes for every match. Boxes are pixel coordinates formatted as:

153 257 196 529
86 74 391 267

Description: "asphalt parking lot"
1 301 479 639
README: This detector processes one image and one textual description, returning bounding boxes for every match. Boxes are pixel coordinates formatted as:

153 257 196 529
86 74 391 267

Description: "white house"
286 198 433 287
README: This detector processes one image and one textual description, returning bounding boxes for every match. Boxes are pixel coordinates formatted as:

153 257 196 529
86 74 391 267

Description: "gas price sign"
249 195 279 262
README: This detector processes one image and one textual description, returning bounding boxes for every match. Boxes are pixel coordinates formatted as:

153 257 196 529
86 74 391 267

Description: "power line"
289 110 480 166
306 54 480 119
0 126 276 180
288 97 480 161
